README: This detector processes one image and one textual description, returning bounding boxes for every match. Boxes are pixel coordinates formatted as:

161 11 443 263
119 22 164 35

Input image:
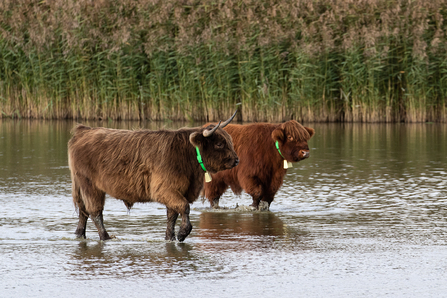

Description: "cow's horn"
203 121 221 138
221 110 237 128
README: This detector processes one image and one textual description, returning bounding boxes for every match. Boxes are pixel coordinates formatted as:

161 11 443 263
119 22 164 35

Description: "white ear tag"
288 162 293 168
283 160 288 169
204 172 212 183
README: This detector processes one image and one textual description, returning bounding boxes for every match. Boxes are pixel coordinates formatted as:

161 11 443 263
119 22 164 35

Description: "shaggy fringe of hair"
284 121 312 142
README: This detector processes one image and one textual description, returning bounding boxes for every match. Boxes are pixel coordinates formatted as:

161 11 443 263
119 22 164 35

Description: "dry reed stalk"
1 0 447 122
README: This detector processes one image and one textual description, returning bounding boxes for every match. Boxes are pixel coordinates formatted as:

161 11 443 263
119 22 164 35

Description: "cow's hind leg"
75 202 89 239
77 175 110 240
204 180 228 209
73 178 88 238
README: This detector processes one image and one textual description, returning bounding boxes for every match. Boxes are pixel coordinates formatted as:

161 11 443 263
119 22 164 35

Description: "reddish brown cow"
202 120 314 210
68 112 238 242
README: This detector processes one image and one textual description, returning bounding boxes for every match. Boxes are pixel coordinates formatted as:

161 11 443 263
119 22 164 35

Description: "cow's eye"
288 135 293 141
215 142 224 149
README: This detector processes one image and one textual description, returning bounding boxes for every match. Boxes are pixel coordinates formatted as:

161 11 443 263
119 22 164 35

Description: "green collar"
275 140 285 159
195 147 207 172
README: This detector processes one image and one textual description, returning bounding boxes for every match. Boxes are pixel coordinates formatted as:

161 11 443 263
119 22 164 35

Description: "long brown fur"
68 123 238 241
202 120 315 209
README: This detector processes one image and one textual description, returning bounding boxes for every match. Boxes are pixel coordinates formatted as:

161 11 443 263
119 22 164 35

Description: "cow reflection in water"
71 241 198 277
73 241 193 260
196 212 310 253
198 211 289 239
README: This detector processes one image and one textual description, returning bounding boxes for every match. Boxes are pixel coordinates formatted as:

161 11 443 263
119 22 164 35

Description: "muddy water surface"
1 120 447 298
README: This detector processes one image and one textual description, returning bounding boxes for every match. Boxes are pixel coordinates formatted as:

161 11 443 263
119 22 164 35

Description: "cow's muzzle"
233 158 239 167
300 150 310 159
222 156 239 170
295 150 309 161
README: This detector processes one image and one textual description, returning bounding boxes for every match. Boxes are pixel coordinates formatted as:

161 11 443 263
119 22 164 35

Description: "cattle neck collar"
195 147 207 172
275 140 285 159
195 147 212 182
275 141 293 169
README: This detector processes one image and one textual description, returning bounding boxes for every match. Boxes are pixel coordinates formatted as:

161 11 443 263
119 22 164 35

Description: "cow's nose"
234 158 239 167
301 150 309 158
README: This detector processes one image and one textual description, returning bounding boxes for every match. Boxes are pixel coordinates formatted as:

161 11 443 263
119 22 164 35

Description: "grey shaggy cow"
68 112 238 242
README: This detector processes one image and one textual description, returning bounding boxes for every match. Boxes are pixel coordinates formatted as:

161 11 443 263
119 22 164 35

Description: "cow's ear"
271 127 284 142
305 127 315 139
189 132 203 147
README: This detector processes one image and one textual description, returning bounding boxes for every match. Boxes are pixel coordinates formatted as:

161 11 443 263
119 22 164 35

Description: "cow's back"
223 123 278 166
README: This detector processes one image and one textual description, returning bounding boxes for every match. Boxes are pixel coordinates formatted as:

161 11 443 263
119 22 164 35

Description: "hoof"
258 201 270 211
177 224 192 242
99 232 112 241
211 198 220 209
177 230 188 242
75 227 86 239
249 203 259 210
165 234 176 241
236 205 257 211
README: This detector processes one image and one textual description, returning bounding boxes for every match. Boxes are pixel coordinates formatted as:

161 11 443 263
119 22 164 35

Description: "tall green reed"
0 0 446 122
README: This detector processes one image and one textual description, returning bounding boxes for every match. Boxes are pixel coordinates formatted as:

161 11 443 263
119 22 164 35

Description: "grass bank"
1 0 446 122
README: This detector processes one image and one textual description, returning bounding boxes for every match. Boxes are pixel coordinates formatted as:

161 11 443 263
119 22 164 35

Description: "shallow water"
1 120 447 298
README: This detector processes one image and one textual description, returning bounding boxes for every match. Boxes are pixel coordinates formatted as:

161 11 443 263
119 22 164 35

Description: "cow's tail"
68 152 83 213
68 125 89 218
71 176 90 218
71 174 82 210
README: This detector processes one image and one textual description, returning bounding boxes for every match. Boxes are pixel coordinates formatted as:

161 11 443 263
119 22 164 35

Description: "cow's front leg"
258 190 274 211
177 204 192 242
250 196 261 210
242 176 263 210
210 197 221 209
160 190 192 242
166 207 178 241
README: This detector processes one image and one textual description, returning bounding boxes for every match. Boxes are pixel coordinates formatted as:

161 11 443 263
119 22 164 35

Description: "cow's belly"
95 174 153 203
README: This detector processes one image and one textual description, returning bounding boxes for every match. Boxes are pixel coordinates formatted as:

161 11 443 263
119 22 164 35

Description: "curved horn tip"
221 110 238 128
203 121 221 137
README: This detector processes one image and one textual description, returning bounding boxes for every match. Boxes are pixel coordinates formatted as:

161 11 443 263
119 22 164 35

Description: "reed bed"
1 0 446 122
